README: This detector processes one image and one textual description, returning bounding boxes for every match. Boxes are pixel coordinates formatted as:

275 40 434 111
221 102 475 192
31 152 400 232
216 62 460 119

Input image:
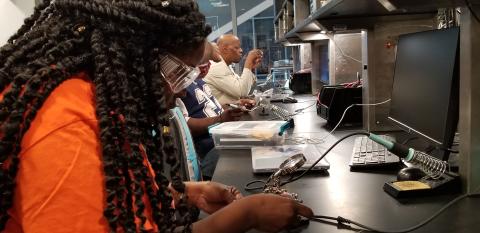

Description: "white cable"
284 99 390 145
318 99 391 143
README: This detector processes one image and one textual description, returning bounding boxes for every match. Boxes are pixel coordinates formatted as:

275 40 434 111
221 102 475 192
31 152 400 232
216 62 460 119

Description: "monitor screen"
388 27 459 158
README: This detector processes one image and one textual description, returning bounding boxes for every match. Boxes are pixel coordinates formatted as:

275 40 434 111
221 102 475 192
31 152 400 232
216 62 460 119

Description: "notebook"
251 144 330 173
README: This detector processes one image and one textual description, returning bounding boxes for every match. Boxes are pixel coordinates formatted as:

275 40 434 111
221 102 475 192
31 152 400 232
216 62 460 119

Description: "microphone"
368 133 448 179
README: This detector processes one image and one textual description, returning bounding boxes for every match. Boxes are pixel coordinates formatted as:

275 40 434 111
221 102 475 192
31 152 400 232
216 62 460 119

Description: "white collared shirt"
203 59 256 105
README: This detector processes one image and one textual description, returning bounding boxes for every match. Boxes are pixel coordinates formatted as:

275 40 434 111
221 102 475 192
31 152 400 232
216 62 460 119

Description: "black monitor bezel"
387 27 460 161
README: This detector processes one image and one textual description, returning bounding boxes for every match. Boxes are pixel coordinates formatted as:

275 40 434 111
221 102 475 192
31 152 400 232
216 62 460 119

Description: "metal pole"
231 0 238 36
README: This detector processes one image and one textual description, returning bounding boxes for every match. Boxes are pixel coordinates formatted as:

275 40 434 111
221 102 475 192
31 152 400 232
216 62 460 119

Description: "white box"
209 121 290 149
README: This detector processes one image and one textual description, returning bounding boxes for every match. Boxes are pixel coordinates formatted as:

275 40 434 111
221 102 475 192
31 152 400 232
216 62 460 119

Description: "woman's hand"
186 181 243 214
247 194 313 232
192 193 313 233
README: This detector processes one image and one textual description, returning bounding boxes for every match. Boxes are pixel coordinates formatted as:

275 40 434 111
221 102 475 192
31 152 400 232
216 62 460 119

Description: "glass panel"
197 0 232 37
198 0 293 85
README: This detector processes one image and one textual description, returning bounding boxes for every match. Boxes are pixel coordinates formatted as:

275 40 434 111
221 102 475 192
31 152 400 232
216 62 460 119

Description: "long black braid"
0 0 211 232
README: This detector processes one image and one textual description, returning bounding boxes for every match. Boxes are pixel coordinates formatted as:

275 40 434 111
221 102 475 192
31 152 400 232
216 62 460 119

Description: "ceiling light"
377 0 397 12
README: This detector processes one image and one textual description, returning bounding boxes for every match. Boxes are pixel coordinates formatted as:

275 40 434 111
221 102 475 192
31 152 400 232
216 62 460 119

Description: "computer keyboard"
349 135 401 170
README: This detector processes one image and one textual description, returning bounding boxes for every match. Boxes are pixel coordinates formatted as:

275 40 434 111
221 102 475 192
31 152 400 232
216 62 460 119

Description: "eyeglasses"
159 54 200 93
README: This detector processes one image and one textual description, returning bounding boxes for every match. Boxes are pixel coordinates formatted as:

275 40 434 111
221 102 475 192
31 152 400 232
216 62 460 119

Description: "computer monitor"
388 27 460 161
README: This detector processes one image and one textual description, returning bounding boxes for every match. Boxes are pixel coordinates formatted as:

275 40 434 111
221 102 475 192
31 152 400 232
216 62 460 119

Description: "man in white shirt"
204 34 263 105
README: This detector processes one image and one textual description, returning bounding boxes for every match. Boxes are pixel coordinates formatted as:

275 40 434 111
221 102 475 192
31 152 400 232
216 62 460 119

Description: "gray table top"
211 95 480 233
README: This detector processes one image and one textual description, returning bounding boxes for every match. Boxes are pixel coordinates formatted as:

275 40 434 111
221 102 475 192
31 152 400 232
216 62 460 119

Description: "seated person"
204 34 263 105
177 43 255 179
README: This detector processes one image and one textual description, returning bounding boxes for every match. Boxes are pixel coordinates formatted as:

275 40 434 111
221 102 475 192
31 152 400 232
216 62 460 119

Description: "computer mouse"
397 167 426 181
282 97 298 103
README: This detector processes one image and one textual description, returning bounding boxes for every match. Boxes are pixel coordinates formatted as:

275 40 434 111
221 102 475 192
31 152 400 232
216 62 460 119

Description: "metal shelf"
281 0 467 38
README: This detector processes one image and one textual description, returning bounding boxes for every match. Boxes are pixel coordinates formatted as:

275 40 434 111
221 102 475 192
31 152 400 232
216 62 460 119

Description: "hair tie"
150 0 170 7
74 25 86 33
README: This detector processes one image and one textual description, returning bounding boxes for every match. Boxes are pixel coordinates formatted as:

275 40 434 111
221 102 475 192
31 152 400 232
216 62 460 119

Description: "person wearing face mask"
0 1 313 232
204 34 263 106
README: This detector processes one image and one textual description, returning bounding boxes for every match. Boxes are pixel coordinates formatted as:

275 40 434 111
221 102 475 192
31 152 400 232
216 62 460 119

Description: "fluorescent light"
377 0 397 12
210 1 229 7
297 32 329 41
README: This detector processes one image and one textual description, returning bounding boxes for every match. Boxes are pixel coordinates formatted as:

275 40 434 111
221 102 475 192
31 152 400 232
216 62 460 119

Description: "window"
198 0 292 81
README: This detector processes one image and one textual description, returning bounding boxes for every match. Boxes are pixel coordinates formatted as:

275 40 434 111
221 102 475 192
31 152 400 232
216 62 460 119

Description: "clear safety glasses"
159 54 200 93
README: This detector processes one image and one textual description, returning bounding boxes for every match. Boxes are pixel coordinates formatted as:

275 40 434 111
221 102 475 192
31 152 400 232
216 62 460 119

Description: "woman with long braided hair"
0 0 313 232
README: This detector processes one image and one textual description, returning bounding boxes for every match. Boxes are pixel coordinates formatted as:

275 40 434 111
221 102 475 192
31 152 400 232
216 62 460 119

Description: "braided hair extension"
0 0 211 232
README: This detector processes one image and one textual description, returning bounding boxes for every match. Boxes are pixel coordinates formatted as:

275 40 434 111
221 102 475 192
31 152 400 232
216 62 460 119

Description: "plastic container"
208 121 290 149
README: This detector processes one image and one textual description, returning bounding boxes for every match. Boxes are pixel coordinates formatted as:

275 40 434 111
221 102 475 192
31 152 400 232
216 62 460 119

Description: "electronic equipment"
368 133 461 197
262 153 307 201
388 27 460 161
317 85 362 127
353 28 461 197
282 96 298 103
397 167 426 181
349 135 401 170
252 144 330 174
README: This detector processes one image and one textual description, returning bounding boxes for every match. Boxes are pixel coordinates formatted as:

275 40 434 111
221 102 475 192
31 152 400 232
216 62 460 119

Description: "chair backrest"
169 107 202 181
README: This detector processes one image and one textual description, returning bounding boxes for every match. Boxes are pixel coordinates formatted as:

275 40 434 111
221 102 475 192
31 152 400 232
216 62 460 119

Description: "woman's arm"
192 194 313 233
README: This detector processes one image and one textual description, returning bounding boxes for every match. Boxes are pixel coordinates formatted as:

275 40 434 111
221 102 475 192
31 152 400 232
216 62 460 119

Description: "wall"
311 40 328 93
328 32 362 85
0 0 25 45
12 0 35 15
459 7 480 193
0 0 36 45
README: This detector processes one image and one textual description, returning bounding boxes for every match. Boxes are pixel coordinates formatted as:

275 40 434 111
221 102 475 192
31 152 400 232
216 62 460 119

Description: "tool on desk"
282 96 298 103
367 133 461 198
226 103 248 111
251 144 330 174
368 133 448 178
244 132 369 192
263 153 306 202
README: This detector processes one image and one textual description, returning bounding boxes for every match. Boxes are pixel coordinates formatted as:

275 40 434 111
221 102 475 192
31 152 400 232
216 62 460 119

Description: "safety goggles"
159 54 200 93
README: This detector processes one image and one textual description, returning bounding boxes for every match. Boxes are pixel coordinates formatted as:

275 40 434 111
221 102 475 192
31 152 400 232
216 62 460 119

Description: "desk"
212 95 480 233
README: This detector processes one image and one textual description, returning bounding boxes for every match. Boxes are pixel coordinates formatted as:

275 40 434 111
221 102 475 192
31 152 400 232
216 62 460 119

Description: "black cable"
309 192 480 233
441 147 459 154
465 0 480 22
285 132 369 185
244 132 369 191
244 180 267 191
